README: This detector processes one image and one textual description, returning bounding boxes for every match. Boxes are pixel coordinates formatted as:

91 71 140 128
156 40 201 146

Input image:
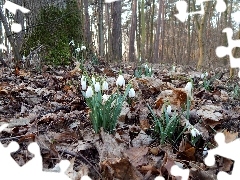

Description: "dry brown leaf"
131 130 153 147
124 146 149 167
223 130 238 143
178 138 196 161
219 157 233 172
172 88 188 108
101 158 143 180
197 105 223 122
140 119 150 131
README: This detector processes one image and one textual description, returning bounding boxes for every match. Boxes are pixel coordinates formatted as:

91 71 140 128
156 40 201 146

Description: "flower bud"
94 82 101 92
116 75 125 87
166 105 171 115
86 86 93 98
129 88 135 98
102 81 108 91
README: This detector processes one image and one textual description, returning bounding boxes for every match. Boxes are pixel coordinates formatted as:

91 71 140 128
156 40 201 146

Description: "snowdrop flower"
166 105 172 115
144 64 148 69
129 88 135 98
22 55 26 61
190 128 201 137
76 47 80 52
172 65 176 71
203 147 208 156
81 79 87 90
92 76 95 84
94 82 101 92
185 82 192 96
102 94 110 104
81 75 87 90
201 72 208 79
116 74 125 87
102 81 108 91
86 86 93 98
81 46 86 50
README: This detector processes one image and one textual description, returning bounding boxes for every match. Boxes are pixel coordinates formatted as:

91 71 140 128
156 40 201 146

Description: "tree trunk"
0 7 21 67
153 0 162 62
140 0 146 61
84 0 91 45
197 1 211 70
98 0 104 57
128 0 137 62
149 0 155 63
111 1 122 62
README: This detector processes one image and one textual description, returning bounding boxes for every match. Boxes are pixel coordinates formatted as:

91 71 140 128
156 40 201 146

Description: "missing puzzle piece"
215 27 240 77
175 0 226 22
0 124 71 180
204 132 240 180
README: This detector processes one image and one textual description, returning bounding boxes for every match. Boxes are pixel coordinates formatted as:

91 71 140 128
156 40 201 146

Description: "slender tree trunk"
140 0 146 61
153 0 162 62
0 7 21 67
128 0 137 62
84 0 91 45
111 1 122 62
160 1 165 62
186 0 191 64
197 1 211 70
149 0 155 63
98 0 104 57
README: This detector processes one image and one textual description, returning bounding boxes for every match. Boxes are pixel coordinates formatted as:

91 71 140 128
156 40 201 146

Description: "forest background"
0 0 240 75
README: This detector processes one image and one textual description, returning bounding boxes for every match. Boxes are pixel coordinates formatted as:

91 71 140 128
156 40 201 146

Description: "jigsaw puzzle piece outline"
175 0 226 22
204 132 240 179
215 27 240 77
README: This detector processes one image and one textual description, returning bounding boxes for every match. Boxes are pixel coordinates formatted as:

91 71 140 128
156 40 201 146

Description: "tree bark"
0 7 21 67
111 1 122 62
128 0 137 62
153 0 162 62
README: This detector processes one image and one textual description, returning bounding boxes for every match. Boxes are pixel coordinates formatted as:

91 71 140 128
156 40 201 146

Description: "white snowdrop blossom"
185 82 192 96
172 65 176 71
81 75 87 90
102 94 110 104
203 147 208 156
201 72 208 79
190 128 201 137
81 80 87 90
76 47 80 52
92 76 95 84
129 88 135 98
144 64 148 69
116 74 125 87
167 105 172 115
86 86 93 98
94 82 101 92
22 55 26 61
81 46 86 50
102 81 108 91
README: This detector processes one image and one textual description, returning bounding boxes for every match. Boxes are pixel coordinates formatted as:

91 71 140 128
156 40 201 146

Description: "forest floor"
0 61 240 180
